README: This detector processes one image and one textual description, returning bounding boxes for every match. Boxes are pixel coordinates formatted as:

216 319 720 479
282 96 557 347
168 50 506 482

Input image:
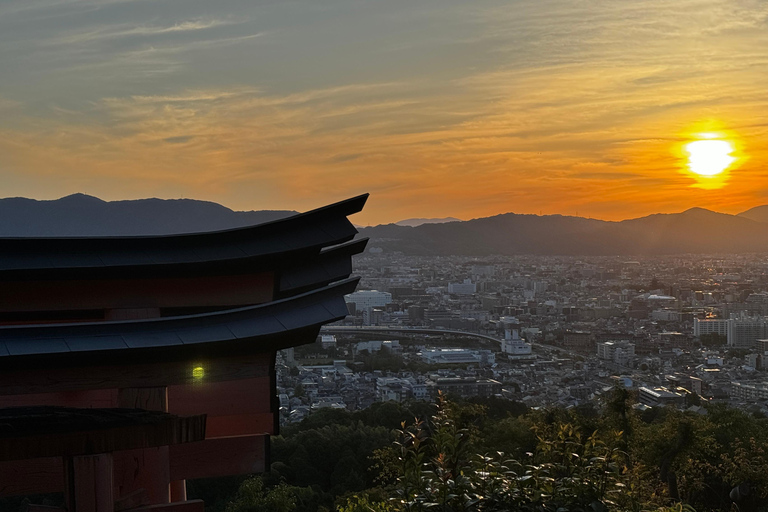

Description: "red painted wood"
205 413 275 438
169 436 266 481
113 447 170 505
0 457 64 496
0 353 272 396
72 453 114 512
0 273 274 313
0 389 118 408
118 387 168 412
169 480 187 503
167 377 272 417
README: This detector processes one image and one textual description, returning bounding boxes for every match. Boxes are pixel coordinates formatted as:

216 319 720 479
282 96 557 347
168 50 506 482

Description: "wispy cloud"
1 0 768 223
50 19 234 45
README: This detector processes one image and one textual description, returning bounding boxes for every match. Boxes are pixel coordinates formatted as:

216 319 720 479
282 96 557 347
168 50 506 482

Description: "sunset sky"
1 0 767 225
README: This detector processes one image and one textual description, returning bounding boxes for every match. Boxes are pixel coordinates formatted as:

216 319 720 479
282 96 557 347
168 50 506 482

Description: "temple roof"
0 193 368 280
0 276 358 364
0 195 368 364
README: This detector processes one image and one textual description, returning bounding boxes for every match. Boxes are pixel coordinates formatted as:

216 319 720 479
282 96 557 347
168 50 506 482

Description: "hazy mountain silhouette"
738 205 768 224
5 195 768 255
395 217 462 227
360 207 768 255
0 194 295 236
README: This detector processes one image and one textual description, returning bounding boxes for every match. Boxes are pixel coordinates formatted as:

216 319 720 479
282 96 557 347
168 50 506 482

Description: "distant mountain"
395 217 462 227
0 194 296 236
359 207 768 255
6 195 768 255
738 205 768 224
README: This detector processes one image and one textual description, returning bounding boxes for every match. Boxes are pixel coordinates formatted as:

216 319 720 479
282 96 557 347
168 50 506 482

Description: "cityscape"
278 252 768 421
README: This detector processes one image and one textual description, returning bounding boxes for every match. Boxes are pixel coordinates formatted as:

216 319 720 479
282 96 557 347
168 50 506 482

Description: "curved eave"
0 194 368 279
0 277 359 363
277 237 369 297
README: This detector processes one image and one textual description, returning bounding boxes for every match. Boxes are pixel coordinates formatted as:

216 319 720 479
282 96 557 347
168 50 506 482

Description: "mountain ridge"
3 193 768 255
359 206 768 256
0 194 296 236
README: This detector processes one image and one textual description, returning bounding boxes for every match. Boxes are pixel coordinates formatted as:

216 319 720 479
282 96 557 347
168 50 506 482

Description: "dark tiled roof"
0 277 359 361
0 194 368 280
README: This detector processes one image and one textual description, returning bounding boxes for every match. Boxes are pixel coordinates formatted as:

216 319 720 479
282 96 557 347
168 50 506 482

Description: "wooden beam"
0 353 271 396
118 387 168 412
70 453 114 512
168 378 274 437
0 457 63 496
0 274 274 313
0 389 118 408
0 412 205 461
169 436 266 481
113 447 170 505
167 377 271 416
205 413 274 438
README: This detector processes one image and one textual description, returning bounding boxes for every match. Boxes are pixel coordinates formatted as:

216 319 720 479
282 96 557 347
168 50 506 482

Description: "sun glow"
685 139 736 176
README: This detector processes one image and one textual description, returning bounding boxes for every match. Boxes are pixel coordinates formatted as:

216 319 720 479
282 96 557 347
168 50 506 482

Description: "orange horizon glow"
1 0 768 226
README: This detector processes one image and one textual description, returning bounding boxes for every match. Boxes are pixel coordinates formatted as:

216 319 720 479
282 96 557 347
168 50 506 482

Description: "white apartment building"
726 315 768 349
345 290 392 310
501 328 532 355
693 318 728 337
448 279 476 295
730 381 768 401
596 341 635 365
420 348 495 365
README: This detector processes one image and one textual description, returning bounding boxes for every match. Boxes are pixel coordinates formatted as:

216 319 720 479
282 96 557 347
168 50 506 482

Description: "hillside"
0 194 295 236
5 194 768 255
738 204 768 224
359 207 768 255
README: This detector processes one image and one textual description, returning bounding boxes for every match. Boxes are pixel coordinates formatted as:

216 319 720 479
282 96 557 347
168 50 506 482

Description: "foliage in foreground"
222 391 768 512
353 395 639 512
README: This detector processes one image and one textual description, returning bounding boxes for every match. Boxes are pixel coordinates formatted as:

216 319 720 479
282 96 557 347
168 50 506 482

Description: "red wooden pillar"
115 387 173 504
65 453 114 512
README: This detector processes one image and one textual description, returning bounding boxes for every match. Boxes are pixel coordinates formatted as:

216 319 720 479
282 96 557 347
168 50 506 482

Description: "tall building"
501 328 532 355
726 315 768 349
693 318 728 337
597 341 635 365
344 290 392 310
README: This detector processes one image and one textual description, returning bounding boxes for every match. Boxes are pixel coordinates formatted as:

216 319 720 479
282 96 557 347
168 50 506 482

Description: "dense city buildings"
276 251 768 422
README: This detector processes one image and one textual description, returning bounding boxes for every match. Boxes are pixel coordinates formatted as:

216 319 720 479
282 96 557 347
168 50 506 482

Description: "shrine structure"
0 194 368 511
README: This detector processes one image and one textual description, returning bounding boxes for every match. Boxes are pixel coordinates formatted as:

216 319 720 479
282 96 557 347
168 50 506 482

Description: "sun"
684 138 736 176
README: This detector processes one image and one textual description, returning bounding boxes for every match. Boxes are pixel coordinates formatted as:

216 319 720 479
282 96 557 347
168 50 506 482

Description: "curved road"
321 325 505 345
320 325 582 358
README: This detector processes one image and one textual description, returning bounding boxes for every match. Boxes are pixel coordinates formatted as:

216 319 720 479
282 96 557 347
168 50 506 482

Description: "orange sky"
1 0 767 225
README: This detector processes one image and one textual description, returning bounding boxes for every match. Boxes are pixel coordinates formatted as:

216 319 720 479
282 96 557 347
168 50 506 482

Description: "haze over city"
2 0 768 225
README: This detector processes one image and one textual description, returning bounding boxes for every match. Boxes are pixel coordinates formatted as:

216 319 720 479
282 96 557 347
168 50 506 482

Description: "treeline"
190 392 768 511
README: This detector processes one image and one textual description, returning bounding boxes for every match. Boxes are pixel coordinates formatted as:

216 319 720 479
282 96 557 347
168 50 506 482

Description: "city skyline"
1 0 767 226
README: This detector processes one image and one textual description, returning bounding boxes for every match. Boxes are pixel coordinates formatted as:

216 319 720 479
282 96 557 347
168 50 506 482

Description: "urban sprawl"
276 252 768 423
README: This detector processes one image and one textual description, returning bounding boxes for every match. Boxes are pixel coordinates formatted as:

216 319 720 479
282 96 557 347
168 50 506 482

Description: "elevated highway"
321 325 583 358
320 325 505 345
